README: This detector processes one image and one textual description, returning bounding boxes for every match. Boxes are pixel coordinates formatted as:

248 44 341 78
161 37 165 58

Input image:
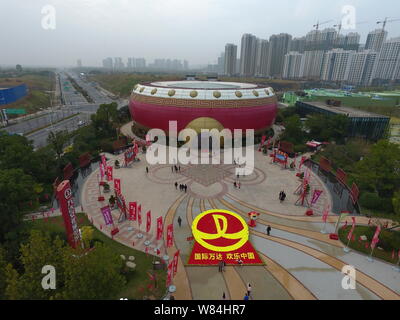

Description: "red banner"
166 262 173 287
350 183 360 204
322 203 330 223
129 202 137 221
347 217 356 241
371 225 381 249
124 147 135 165
138 204 142 226
166 223 174 248
156 216 163 240
146 210 151 233
319 157 332 172
56 180 81 248
114 178 121 195
106 166 113 181
336 168 347 185
173 250 180 276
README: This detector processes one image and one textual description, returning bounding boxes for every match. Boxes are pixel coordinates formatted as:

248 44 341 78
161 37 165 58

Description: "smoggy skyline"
1 0 400 67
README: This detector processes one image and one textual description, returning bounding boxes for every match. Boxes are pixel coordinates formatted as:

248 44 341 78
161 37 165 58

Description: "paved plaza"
80 126 400 300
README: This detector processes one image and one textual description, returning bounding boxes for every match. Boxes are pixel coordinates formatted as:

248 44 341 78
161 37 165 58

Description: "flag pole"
320 221 327 234
367 247 375 262
343 235 351 253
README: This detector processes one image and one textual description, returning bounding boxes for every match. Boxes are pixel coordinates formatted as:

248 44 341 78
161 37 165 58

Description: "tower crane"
377 17 400 30
313 20 333 30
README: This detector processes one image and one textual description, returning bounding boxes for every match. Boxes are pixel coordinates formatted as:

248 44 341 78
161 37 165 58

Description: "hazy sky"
1 0 400 67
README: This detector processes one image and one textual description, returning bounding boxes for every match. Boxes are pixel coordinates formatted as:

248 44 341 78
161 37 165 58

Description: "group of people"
233 181 241 189
172 165 181 173
279 190 287 203
175 182 187 193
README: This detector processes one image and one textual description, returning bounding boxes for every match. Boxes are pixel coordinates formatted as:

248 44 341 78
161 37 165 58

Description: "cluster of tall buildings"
223 28 400 85
102 57 189 72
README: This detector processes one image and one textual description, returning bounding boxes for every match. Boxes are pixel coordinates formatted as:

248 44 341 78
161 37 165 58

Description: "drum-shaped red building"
129 81 277 135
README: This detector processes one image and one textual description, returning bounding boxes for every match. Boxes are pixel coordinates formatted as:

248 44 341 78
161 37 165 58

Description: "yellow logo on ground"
192 209 249 252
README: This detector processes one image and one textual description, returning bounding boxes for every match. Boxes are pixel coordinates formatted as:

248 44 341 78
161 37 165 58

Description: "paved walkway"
80 139 400 300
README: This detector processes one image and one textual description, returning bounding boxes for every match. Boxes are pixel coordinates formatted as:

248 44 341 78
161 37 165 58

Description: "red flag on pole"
166 223 174 248
166 262 173 287
173 250 180 276
106 166 113 181
146 210 151 233
129 202 137 221
370 225 381 249
156 216 163 241
114 178 121 195
347 217 356 241
138 205 142 226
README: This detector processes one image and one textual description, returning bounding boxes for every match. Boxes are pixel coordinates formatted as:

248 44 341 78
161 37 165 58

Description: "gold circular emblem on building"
253 90 259 97
213 91 221 98
190 90 198 98
151 88 157 95
168 89 176 97
264 89 270 95
140 87 145 93
235 91 243 98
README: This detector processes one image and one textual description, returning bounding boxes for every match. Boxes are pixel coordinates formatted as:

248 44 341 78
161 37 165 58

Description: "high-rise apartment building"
268 33 292 77
347 50 378 85
240 33 257 76
102 57 113 69
321 49 355 82
302 50 325 79
77 59 82 68
282 52 304 79
255 39 270 77
290 37 306 53
374 37 400 80
224 43 238 76
365 29 388 52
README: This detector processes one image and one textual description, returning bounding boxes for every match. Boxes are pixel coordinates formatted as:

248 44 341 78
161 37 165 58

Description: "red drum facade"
129 81 278 134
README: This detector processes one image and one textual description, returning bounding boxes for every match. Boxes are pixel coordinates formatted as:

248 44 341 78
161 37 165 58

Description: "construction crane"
313 20 333 30
333 20 368 36
377 17 400 30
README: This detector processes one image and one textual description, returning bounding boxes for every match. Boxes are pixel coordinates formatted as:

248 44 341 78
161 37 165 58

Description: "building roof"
132 81 275 101
299 100 390 119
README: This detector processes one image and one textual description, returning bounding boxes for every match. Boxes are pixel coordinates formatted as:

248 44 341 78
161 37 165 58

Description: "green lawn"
339 225 400 264
28 213 167 300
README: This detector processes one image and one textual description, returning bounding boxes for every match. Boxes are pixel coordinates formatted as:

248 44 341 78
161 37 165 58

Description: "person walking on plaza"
218 261 223 272
281 191 286 202
222 292 226 300
247 283 252 299
178 166 181 172
238 181 241 189
266 225 271 236
222 260 226 272
177 216 182 227
146 167 149 174
279 190 283 202
234 181 237 189
175 182 178 190
184 184 187 193
243 293 249 300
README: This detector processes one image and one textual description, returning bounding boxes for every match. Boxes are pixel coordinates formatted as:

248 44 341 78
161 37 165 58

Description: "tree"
393 191 400 216
353 140 400 198
47 130 69 164
4 230 66 300
90 102 119 138
306 114 349 143
0 247 7 299
62 242 126 300
16 64 23 73
281 115 305 145
0 169 36 242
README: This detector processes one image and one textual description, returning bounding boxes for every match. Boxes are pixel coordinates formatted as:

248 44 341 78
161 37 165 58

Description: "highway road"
3 70 127 149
